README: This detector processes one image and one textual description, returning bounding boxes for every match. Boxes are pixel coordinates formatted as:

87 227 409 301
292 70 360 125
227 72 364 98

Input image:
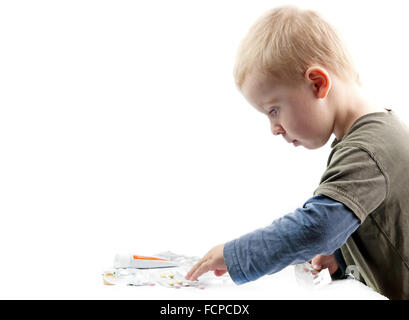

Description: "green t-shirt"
314 109 409 300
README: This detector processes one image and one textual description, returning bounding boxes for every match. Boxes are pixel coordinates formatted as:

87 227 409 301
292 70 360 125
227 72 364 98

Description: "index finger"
185 257 207 280
188 260 211 281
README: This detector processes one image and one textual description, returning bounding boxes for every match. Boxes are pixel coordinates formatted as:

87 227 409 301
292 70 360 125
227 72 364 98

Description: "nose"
271 123 286 136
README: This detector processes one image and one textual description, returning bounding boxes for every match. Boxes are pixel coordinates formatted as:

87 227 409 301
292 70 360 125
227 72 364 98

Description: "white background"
0 0 407 299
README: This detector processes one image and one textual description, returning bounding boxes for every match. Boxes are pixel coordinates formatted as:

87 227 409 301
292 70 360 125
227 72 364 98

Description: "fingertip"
185 271 193 280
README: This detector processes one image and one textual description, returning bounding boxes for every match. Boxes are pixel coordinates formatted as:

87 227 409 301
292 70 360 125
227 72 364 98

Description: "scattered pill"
176 279 183 285
148 282 156 286
174 284 181 289
168 272 174 279
168 280 174 286
198 285 205 290
160 272 166 278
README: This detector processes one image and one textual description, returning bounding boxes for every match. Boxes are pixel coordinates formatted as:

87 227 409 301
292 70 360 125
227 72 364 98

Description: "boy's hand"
309 254 339 275
185 244 227 281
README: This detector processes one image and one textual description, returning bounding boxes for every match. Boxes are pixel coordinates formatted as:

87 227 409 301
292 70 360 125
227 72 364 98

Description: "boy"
185 6 409 299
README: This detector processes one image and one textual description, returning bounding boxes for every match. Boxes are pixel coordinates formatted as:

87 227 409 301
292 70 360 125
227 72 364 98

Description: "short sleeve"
314 147 387 223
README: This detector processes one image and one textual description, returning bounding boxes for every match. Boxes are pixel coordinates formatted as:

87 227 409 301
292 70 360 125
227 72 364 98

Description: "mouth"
292 140 300 147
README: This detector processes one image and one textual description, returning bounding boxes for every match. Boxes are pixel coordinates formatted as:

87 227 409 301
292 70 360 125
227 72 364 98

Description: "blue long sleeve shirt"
223 194 360 284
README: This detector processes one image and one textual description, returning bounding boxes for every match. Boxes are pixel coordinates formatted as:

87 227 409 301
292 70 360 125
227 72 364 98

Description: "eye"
269 107 279 116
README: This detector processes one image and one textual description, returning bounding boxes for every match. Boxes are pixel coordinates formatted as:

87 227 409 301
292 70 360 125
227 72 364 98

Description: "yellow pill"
168 280 174 286
168 272 174 279
176 279 183 285
160 272 166 278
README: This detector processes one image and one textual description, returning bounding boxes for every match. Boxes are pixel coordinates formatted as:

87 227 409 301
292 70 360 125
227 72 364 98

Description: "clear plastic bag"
294 262 332 289
103 251 231 289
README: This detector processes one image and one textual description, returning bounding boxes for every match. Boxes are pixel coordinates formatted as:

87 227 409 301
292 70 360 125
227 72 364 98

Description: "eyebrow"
262 98 279 107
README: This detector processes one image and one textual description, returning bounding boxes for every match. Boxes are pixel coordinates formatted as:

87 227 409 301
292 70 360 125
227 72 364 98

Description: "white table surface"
97 266 387 300
0 262 387 300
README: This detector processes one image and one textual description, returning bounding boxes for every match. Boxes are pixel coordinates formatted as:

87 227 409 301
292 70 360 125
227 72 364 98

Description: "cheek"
285 110 331 145
283 89 332 139
285 107 316 136
293 121 318 138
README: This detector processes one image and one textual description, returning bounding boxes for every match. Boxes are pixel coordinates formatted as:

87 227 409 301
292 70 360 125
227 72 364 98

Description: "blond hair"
234 5 360 88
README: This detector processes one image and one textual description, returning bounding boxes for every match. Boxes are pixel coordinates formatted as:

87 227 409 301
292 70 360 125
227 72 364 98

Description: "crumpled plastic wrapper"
294 262 332 289
102 251 231 289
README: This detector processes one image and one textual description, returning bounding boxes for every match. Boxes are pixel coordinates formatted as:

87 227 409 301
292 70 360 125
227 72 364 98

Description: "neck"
331 79 385 140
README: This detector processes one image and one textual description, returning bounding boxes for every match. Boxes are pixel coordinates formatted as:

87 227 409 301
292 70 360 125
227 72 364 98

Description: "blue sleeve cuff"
223 239 248 285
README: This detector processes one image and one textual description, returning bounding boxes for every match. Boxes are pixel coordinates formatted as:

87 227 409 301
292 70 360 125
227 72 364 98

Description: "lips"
284 136 300 147
292 140 300 147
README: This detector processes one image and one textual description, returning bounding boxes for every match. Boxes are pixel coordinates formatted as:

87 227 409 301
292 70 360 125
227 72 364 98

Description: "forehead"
241 71 282 111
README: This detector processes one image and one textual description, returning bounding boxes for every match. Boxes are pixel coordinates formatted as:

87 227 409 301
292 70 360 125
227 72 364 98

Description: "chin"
304 141 326 150
303 145 316 150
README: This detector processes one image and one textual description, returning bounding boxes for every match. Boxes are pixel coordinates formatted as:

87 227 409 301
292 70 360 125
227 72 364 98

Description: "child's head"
234 5 360 89
234 6 362 149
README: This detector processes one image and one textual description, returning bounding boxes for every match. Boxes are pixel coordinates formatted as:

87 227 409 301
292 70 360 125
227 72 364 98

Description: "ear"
305 66 331 99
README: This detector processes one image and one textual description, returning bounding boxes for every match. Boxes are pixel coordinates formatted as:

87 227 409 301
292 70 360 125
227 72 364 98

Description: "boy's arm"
222 194 360 285
186 147 386 283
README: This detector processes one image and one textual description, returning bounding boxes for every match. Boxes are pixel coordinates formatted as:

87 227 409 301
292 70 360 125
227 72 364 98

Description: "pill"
148 282 156 286
168 280 174 286
198 285 205 290
174 284 181 289
160 272 166 278
176 279 183 285
168 272 174 279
